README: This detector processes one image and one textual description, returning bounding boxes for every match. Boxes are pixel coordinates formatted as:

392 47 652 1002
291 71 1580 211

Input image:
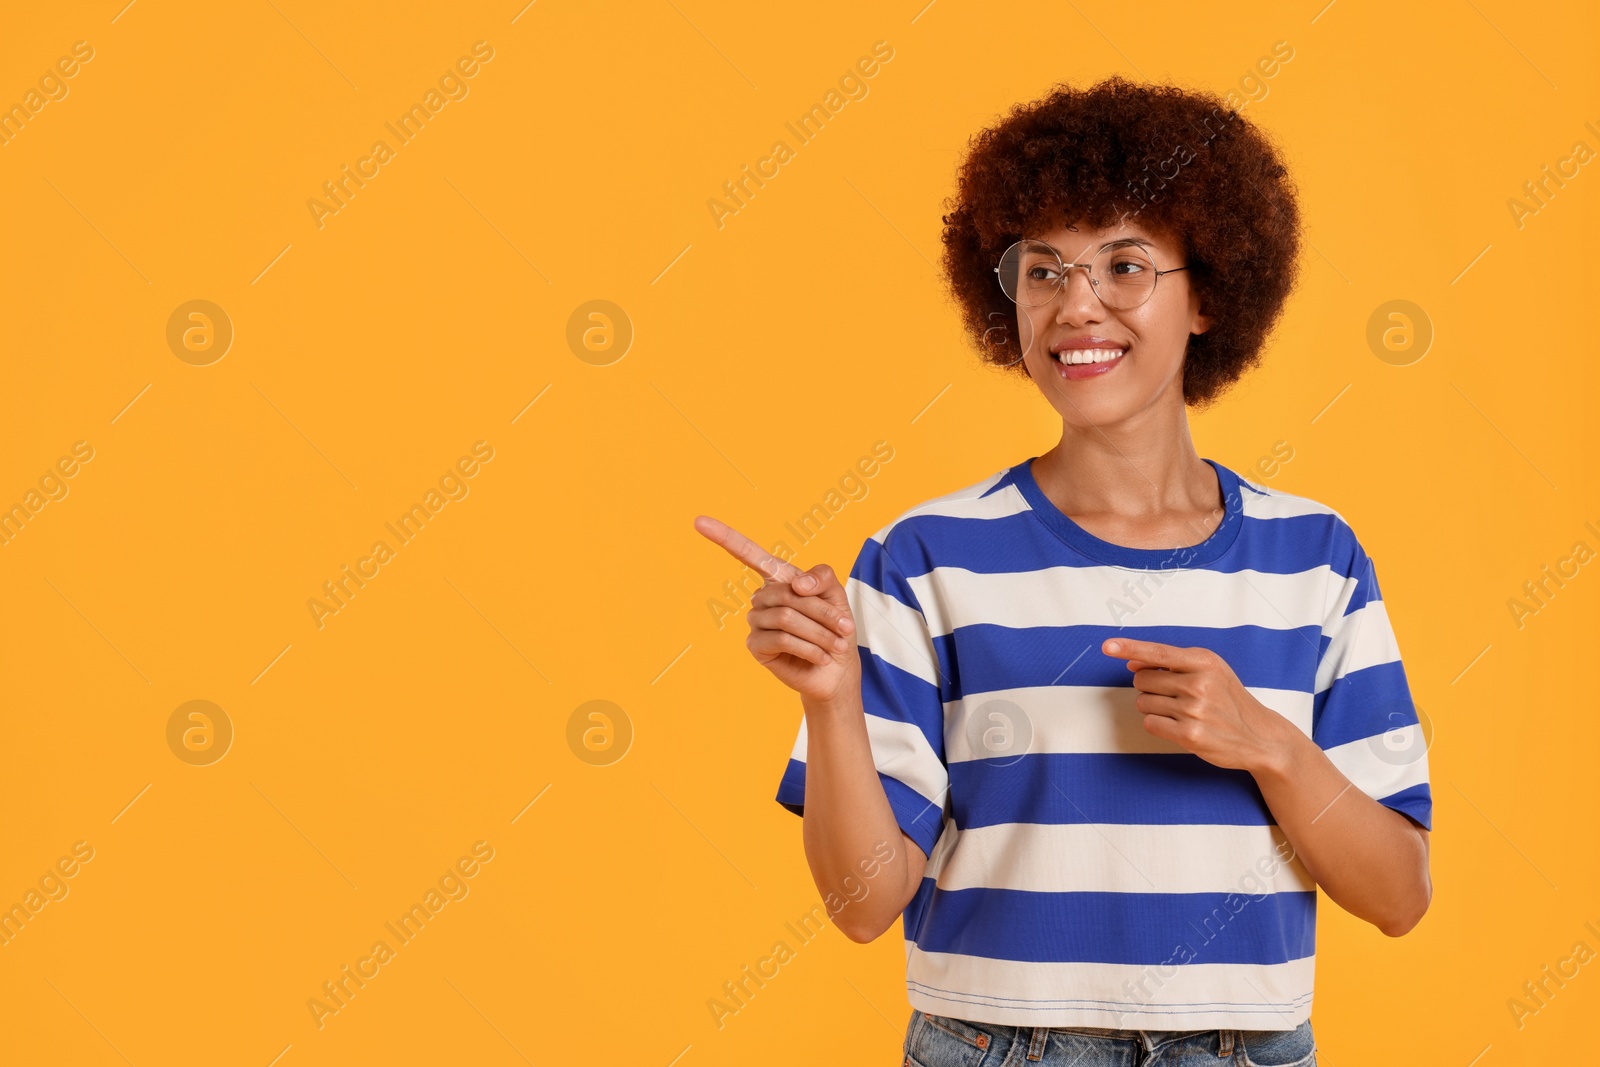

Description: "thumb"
792 563 848 607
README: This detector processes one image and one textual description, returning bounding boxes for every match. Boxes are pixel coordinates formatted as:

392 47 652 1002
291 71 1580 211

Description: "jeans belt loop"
1027 1025 1048 1061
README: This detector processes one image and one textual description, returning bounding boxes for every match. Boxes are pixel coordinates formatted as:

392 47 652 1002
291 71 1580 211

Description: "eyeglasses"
994 239 1189 310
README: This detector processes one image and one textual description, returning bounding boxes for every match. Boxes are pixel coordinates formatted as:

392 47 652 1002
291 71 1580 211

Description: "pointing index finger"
693 515 804 585
1103 638 1198 671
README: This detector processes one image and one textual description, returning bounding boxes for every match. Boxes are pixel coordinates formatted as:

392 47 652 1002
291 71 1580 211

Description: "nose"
1052 262 1105 323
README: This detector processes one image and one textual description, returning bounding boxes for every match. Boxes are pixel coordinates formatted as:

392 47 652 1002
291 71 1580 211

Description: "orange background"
0 1 1596 1064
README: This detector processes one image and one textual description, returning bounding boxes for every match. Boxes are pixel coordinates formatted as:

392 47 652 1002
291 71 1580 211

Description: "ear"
1191 301 1213 336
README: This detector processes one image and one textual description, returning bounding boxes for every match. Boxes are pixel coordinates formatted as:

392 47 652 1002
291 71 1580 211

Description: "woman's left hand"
1101 637 1295 774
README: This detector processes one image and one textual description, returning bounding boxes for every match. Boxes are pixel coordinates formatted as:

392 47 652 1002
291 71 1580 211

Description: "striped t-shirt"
775 456 1433 1030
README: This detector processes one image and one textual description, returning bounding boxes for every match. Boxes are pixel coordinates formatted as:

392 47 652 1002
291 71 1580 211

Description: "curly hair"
939 74 1302 409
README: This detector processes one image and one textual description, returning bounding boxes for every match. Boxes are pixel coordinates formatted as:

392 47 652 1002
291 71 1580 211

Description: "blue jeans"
902 1009 1317 1066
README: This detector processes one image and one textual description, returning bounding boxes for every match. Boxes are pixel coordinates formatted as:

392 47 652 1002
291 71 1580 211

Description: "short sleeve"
774 531 951 859
1312 535 1433 831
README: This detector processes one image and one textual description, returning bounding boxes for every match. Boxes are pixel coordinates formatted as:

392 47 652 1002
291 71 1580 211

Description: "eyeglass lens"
997 240 1160 309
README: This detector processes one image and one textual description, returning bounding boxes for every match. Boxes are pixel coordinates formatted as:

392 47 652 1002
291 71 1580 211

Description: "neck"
1031 409 1213 519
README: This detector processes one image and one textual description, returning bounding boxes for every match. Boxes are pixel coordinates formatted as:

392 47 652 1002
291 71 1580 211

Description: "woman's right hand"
694 515 860 703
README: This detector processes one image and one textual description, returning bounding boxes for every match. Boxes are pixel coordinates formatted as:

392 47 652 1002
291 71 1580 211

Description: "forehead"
1029 216 1177 251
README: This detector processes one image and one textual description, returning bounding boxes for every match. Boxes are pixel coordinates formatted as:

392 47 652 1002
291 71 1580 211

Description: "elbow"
1378 882 1432 938
1377 913 1419 938
836 914 892 944
1377 820 1432 938
831 871 920 945
835 896 904 944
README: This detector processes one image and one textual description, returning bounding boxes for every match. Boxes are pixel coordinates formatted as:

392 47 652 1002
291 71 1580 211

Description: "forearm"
1251 721 1431 935
798 684 918 943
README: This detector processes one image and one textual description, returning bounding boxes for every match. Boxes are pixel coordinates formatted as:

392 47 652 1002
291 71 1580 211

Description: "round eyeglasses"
994 239 1189 310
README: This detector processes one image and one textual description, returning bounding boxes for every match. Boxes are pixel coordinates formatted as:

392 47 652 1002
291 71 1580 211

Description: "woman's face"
1011 216 1210 428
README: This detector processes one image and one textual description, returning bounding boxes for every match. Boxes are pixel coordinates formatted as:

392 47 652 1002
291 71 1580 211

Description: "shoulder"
1230 467 1367 571
878 465 1023 532
1232 467 1347 525
851 463 1024 585
862 464 1026 562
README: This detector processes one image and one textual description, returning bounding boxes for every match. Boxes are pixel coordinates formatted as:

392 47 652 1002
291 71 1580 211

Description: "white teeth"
1054 348 1126 365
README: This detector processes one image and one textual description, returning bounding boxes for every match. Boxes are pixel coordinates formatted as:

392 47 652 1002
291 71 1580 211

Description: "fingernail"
833 637 847 651
796 575 816 591
1106 641 1120 653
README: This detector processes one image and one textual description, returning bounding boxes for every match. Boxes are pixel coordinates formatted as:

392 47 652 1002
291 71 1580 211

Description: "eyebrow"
1031 236 1155 257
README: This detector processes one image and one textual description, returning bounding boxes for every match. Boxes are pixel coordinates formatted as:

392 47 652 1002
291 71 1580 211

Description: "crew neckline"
1010 455 1245 570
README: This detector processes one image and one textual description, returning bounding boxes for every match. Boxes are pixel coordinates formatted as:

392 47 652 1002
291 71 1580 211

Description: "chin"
1024 365 1127 417
1050 396 1138 429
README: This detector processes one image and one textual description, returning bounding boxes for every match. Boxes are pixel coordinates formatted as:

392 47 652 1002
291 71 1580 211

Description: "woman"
696 75 1431 1067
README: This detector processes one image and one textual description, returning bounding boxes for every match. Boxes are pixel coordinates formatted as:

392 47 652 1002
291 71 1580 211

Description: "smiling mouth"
1053 348 1127 365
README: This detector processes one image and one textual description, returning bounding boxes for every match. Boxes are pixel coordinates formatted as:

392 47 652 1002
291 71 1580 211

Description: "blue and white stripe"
775 456 1432 1029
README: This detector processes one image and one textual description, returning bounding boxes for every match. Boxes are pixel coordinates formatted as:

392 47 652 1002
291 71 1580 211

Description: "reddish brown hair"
940 75 1302 408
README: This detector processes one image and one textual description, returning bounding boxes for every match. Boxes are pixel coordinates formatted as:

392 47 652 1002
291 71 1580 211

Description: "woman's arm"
1103 636 1432 936
693 516 927 943
1249 724 1430 935
800 681 929 943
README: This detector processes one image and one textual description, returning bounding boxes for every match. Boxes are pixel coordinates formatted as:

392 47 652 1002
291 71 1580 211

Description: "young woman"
697 74 1431 1067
